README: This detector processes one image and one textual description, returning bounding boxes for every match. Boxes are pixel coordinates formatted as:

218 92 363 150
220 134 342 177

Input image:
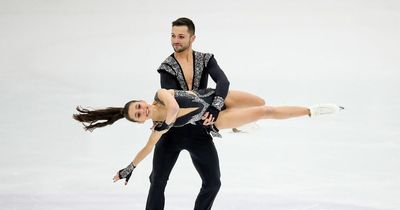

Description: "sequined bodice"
153 89 215 127
173 89 215 127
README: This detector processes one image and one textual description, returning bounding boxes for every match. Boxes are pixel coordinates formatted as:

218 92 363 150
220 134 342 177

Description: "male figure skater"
145 17 230 210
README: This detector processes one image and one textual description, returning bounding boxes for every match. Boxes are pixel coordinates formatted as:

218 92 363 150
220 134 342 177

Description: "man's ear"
190 35 196 44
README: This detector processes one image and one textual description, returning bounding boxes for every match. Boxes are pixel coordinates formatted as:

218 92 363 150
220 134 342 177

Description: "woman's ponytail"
73 106 125 131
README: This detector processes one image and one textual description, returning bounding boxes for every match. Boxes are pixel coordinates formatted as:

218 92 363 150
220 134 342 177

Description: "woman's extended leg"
215 106 310 130
224 90 266 108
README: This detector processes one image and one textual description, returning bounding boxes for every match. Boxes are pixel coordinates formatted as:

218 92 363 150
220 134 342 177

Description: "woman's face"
128 101 150 123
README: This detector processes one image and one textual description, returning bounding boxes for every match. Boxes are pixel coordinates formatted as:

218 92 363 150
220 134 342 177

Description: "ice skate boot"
309 104 344 117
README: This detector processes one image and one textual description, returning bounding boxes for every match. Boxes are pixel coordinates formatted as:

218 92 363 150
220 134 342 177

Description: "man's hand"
202 106 220 125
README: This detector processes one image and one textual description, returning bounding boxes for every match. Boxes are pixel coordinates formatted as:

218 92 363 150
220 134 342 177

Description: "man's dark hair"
172 17 195 36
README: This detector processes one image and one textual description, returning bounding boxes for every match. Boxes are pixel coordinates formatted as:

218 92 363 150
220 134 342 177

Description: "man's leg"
146 134 181 210
187 131 221 210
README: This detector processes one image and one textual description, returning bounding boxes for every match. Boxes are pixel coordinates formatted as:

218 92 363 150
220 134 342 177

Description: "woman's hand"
113 171 132 185
113 172 122 183
154 121 173 132
150 122 171 135
113 163 135 185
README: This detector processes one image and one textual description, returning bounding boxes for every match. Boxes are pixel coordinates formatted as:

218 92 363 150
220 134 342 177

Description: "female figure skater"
73 88 343 185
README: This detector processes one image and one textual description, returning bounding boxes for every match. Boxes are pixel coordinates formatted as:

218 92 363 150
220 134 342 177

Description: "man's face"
171 26 195 53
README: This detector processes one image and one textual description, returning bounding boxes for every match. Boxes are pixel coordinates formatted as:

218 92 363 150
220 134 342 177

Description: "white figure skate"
309 104 344 117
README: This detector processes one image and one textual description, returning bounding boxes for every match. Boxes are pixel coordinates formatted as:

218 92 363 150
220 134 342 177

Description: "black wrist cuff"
118 162 136 179
154 121 173 131
211 96 224 111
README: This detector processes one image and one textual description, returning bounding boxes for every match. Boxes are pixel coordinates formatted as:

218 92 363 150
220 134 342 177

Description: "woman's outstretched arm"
113 129 167 185
131 130 165 166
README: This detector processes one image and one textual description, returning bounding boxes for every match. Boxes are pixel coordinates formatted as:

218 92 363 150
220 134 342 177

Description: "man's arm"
207 56 230 103
203 56 230 123
160 71 180 89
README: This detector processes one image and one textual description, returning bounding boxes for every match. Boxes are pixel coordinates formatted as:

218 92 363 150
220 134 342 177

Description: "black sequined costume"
146 51 230 210
154 89 224 137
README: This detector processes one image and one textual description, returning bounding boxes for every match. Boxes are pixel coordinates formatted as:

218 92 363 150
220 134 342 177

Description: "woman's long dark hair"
73 100 138 131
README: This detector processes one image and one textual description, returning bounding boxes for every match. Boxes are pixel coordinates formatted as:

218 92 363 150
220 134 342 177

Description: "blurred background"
1 0 399 209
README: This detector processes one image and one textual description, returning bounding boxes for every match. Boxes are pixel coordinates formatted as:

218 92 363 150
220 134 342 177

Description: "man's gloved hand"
203 106 220 125
207 106 220 121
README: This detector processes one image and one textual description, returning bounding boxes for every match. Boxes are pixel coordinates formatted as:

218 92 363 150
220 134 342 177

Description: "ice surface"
1 0 399 209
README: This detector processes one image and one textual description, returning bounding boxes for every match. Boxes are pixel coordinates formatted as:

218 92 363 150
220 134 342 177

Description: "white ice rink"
1 0 399 209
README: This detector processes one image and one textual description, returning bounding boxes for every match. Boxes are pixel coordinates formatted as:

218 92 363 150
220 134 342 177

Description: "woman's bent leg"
224 90 266 108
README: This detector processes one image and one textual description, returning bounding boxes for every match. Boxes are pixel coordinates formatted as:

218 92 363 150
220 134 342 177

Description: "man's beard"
173 44 189 53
